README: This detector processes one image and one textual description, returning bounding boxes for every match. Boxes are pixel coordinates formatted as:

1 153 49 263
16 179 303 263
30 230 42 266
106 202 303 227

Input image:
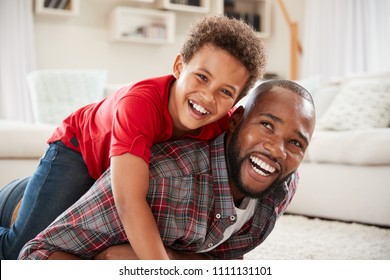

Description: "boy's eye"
221 89 233 98
197 74 208 82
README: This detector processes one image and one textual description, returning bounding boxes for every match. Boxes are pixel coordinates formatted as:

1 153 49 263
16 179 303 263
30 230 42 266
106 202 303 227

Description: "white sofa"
1 75 389 227
286 73 390 227
0 69 110 187
0 82 126 188
0 120 55 187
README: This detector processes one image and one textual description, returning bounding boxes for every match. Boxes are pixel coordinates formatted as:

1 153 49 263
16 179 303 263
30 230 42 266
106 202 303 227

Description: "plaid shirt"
19 134 297 260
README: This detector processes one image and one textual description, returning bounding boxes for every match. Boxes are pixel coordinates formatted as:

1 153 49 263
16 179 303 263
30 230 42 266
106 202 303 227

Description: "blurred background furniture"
286 72 390 227
27 69 107 125
0 69 110 187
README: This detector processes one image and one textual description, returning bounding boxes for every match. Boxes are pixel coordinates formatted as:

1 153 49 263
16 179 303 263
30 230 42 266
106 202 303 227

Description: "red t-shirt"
48 75 229 179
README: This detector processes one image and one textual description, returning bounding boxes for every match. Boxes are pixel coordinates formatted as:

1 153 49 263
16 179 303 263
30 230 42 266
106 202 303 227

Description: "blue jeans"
0 141 95 259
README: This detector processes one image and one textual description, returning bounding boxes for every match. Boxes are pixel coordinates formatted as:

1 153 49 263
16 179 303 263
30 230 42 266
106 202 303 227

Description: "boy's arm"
111 153 169 260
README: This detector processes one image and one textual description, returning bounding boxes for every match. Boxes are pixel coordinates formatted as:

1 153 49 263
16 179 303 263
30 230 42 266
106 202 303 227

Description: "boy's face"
226 87 315 202
169 44 249 134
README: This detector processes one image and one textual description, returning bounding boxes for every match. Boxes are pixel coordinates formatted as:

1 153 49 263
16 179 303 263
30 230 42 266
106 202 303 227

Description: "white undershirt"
198 197 257 252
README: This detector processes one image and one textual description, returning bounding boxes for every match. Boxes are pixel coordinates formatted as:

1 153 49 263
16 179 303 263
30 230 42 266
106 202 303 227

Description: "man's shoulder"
149 135 225 178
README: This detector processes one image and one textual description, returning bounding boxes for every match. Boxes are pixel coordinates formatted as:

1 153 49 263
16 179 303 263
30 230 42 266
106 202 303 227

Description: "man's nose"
263 137 287 160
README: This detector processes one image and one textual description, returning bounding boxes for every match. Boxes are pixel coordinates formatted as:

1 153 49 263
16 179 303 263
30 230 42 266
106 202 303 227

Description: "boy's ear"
172 54 183 79
228 106 244 132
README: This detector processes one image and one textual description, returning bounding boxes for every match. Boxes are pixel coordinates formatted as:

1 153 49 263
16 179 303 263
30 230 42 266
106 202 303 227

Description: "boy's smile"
169 44 250 135
188 99 210 118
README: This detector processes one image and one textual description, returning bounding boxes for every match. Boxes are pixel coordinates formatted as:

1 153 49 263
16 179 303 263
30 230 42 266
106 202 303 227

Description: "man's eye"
290 140 303 148
261 122 273 130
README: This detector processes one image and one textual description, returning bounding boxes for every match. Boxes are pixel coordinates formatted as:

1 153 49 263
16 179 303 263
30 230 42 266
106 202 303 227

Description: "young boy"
0 15 266 260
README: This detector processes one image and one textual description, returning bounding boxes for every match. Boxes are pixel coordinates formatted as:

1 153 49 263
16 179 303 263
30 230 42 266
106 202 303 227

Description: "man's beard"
226 126 289 200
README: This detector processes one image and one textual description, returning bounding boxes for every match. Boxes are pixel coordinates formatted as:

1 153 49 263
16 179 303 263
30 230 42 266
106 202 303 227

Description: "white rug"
244 214 390 260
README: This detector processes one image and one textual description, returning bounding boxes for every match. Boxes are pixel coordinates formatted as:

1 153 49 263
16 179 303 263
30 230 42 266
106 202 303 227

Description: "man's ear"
172 54 183 79
228 106 244 132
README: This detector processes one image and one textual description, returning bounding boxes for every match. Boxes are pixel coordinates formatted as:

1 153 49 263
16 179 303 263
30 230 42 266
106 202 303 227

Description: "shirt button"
208 243 214 248
215 213 221 219
230 215 236 221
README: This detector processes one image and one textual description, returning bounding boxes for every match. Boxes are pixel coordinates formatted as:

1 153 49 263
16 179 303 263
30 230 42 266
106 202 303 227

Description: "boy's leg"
0 177 28 228
0 141 95 260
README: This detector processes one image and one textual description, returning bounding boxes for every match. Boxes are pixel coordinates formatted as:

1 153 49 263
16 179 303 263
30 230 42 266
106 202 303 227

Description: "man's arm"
19 169 127 260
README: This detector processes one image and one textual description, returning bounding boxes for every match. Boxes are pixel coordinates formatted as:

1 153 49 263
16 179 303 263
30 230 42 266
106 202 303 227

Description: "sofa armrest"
0 120 56 159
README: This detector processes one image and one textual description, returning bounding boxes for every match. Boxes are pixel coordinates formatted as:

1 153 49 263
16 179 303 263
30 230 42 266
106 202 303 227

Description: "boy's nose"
200 89 216 104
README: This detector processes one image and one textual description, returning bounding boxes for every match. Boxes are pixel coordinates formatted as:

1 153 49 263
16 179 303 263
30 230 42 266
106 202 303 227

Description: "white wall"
265 0 305 79
33 0 305 84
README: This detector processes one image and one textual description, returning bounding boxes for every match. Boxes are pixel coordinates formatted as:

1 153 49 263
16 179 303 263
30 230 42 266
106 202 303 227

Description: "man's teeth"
250 156 276 176
189 100 209 115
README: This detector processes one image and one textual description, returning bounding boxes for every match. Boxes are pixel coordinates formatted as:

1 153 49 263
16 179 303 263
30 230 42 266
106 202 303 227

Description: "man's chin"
238 170 296 200
237 179 278 200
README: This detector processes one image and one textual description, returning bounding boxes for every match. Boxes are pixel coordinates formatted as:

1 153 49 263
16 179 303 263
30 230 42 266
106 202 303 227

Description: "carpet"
244 214 390 260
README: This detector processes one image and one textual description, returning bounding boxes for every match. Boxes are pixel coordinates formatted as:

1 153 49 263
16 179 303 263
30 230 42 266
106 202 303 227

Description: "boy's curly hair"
180 14 267 99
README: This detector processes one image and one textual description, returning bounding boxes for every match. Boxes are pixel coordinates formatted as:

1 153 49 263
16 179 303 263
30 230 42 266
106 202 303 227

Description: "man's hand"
166 247 213 260
94 244 213 260
94 244 138 260
48 251 82 260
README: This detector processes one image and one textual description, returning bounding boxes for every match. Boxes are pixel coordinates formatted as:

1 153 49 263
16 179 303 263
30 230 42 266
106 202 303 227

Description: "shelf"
109 7 176 45
222 0 271 38
155 0 210 13
35 0 80 17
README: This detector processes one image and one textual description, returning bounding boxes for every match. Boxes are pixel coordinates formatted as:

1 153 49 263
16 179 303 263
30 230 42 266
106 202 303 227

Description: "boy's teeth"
250 156 276 176
189 100 209 115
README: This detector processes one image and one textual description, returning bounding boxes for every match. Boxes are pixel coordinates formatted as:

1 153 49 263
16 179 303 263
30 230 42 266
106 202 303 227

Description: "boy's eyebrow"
260 113 309 146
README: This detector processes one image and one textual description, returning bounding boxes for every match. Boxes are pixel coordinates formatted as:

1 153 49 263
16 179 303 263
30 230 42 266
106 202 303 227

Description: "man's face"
226 87 315 201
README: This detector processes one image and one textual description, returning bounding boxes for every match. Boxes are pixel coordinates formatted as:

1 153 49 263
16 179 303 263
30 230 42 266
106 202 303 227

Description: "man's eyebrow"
260 113 284 124
295 130 309 146
261 113 309 146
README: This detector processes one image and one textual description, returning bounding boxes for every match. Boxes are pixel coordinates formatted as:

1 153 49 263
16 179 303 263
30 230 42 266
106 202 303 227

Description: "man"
18 80 316 260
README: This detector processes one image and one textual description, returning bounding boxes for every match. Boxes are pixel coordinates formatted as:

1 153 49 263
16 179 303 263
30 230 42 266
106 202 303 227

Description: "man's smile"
249 155 277 176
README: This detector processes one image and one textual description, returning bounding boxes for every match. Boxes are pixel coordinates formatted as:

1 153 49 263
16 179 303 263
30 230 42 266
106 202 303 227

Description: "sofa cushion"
304 128 390 165
317 77 390 130
0 120 56 158
310 82 340 119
